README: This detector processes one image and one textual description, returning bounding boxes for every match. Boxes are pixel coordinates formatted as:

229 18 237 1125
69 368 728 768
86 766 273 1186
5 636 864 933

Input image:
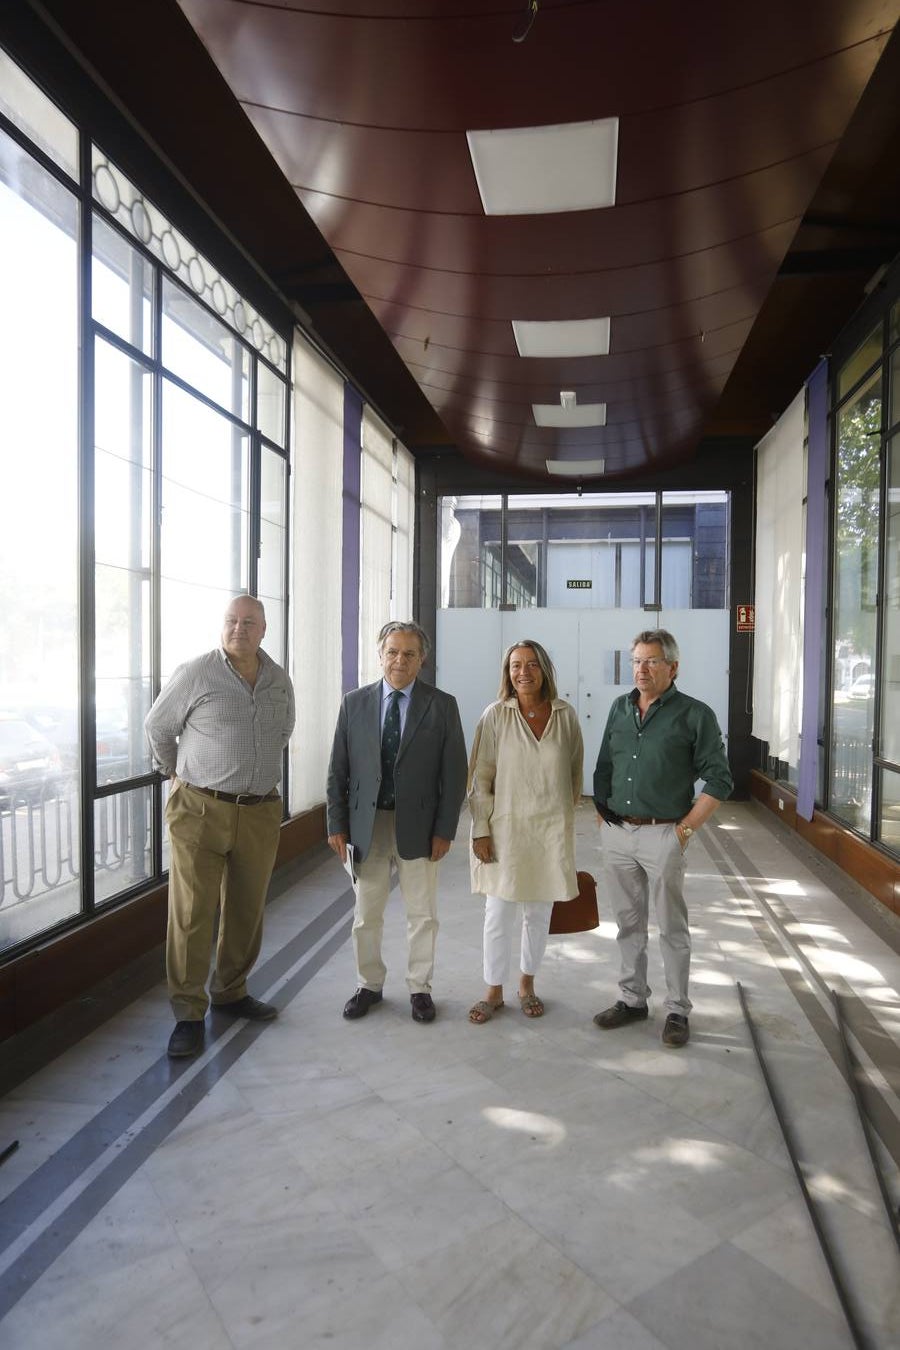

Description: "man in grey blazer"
327 621 467 1023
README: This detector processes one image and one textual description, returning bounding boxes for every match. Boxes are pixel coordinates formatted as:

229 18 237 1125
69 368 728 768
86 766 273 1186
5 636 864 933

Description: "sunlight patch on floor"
761 879 807 898
482 1106 567 1146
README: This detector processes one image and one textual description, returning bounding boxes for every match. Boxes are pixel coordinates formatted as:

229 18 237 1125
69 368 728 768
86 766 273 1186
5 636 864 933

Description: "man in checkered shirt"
146 595 295 1059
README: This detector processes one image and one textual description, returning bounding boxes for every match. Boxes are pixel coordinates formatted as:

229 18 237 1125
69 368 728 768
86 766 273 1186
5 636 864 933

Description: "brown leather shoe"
593 1000 649 1029
661 1014 690 1047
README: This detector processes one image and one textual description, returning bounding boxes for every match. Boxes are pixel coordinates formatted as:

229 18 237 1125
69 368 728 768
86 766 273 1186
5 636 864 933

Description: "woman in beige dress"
468 640 584 1022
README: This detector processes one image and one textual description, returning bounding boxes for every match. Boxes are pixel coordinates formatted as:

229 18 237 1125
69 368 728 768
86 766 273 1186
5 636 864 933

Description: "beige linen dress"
468 697 584 904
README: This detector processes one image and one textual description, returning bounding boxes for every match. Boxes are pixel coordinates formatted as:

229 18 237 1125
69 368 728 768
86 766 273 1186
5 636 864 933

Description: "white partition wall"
289 334 345 814
437 608 730 793
434 609 505 759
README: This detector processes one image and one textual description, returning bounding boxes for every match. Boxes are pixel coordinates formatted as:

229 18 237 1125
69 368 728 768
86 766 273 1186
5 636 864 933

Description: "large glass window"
878 769 900 853
93 339 153 787
878 410 900 852
0 96 80 947
818 288 900 860
836 324 882 401
0 48 291 955
0 46 77 177
162 277 249 420
830 368 881 832
259 446 287 661
440 491 728 610
93 216 153 355
883 431 900 772
440 496 502 608
91 149 286 373
159 382 250 675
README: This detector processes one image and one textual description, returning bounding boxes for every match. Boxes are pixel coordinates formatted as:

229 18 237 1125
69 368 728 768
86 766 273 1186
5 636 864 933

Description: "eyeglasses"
631 657 669 668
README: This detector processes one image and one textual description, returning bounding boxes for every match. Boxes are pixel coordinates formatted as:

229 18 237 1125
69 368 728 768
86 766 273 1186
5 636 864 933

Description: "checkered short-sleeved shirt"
145 648 295 794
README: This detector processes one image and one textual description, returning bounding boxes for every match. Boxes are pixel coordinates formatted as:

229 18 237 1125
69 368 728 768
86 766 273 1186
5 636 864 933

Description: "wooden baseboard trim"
749 771 899 917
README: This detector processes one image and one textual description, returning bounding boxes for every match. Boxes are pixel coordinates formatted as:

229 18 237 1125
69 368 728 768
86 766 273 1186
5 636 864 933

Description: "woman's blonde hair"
497 639 558 701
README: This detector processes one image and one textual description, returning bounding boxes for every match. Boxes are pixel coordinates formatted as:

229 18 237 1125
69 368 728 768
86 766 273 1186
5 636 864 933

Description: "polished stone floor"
0 801 898 1350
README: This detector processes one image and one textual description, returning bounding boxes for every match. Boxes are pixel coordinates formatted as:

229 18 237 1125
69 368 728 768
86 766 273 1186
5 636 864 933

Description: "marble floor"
0 801 898 1350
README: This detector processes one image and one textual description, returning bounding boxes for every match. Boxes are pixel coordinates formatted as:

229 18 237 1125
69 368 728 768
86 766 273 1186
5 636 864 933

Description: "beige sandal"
469 999 504 1024
519 992 544 1017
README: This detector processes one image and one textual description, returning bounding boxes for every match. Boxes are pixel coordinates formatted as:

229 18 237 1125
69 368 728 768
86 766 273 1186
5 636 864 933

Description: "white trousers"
482 894 553 986
353 810 439 994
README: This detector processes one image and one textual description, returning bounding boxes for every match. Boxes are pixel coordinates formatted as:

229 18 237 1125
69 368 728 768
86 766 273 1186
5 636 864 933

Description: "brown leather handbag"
548 870 599 934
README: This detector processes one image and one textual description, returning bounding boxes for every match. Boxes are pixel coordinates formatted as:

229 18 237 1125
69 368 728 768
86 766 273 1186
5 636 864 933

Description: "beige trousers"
353 810 439 994
165 780 282 1022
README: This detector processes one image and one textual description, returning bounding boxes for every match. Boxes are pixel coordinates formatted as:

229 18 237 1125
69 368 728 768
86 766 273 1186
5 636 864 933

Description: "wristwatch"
677 823 694 840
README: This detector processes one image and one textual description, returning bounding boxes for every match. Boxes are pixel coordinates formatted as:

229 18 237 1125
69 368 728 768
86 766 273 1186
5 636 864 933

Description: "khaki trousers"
165 781 282 1022
353 810 439 994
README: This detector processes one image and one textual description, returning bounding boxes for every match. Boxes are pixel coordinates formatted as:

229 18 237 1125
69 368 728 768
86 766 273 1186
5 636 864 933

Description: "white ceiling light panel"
533 402 607 427
512 317 611 357
467 118 619 216
546 459 606 476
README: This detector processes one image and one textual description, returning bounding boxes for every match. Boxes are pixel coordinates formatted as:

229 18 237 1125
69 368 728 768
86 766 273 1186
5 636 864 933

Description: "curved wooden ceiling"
174 0 899 479
15 0 900 482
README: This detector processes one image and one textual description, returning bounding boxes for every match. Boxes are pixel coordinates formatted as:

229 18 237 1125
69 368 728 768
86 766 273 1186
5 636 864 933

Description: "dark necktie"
377 689 402 809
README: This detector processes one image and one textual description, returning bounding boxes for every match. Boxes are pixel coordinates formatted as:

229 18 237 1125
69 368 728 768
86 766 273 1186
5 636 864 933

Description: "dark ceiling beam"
278 280 363 306
778 246 900 276
801 212 900 236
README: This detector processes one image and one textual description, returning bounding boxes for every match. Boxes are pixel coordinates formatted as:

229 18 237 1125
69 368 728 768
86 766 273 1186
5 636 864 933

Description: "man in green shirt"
592 629 733 1047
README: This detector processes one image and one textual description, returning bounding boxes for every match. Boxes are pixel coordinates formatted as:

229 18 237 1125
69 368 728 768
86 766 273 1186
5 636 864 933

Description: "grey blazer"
326 679 468 861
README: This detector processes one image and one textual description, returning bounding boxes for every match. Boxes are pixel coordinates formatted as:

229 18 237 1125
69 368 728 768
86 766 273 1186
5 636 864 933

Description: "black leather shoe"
167 1020 205 1058
662 1014 690 1048
343 988 383 1019
410 992 436 1023
215 995 278 1021
593 1000 649 1029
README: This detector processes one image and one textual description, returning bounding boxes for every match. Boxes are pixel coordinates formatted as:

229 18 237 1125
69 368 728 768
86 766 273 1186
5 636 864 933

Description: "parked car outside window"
848 674 875 699
0 716 62 806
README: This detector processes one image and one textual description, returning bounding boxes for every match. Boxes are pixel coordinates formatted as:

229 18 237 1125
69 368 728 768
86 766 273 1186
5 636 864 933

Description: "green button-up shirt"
593 683 732 819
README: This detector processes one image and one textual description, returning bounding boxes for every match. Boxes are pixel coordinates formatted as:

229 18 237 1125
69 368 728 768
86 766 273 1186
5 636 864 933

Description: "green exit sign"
567 579 592 589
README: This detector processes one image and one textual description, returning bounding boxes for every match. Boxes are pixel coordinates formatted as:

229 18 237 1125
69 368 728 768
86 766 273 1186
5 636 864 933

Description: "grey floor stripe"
0 888 354 1317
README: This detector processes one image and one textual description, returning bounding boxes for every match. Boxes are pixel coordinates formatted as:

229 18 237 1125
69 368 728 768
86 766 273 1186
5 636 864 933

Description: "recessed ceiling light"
467 118 619 216
533 401 607 428
546 459 606 476
559 390 576 408
512 317 611 357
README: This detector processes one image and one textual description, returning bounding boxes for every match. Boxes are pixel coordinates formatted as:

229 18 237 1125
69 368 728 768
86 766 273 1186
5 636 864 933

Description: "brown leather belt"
184 784 279 806
620 814 678 825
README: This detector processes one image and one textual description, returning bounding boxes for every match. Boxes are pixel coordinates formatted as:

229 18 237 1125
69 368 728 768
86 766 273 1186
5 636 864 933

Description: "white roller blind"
394 440 415 620
359 407 396 683
290 333 344 813
752 389 805 767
